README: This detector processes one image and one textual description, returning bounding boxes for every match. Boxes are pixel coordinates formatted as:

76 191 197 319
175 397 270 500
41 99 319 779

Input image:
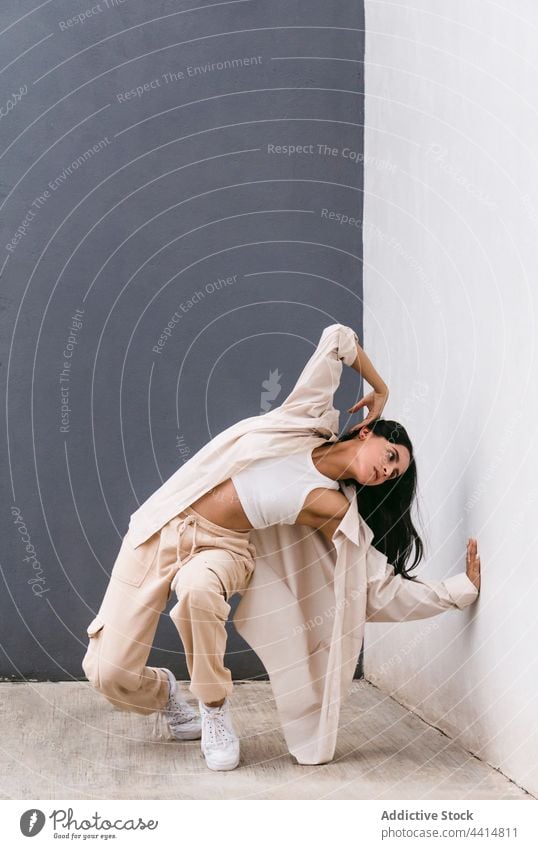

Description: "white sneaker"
199 698 240 771
151 668 202 741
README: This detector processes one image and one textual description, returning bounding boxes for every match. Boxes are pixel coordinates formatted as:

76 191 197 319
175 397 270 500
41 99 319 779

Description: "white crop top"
231 448 340 529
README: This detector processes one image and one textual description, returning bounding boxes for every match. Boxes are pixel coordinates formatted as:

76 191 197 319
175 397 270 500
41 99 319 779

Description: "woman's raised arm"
275 323 360 421
347 341 389 431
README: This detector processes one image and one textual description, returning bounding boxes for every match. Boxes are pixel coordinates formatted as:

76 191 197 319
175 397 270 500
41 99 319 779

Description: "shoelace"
151 688 199 740
151 710 175 741
167 691 198 725
202 708 236 746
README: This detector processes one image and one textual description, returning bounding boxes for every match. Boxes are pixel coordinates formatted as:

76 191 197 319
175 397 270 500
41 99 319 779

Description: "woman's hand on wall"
466 538 481 591
347 388 389 432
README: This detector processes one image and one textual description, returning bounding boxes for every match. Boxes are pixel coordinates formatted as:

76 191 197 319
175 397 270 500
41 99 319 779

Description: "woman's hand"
347 388 389 432
466 538 481 591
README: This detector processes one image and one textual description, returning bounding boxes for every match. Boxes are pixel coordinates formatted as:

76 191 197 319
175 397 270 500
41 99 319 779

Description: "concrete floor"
0 679 533 800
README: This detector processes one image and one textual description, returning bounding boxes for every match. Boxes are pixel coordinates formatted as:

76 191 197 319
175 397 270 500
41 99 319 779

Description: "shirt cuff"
336 325 360 367
442 572 480 609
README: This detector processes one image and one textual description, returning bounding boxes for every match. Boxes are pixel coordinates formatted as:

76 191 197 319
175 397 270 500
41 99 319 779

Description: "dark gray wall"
0 1 365 682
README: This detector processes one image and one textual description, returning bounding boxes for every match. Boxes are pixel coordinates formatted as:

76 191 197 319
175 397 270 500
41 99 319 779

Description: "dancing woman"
82 323 480 770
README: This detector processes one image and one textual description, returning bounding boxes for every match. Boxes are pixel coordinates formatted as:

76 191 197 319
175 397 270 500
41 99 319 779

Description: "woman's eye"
388 450 398 477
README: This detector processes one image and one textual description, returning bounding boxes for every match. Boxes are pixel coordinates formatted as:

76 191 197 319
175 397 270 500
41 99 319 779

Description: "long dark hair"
336 418 424 578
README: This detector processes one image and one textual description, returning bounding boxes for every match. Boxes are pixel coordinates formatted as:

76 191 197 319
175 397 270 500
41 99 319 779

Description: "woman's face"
352 427 411 486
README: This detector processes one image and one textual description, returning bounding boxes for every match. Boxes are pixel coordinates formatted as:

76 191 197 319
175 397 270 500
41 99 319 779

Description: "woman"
82 324 480 772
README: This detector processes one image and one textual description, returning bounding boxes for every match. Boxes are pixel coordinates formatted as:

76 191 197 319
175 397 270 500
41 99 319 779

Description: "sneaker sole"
200 752 240 771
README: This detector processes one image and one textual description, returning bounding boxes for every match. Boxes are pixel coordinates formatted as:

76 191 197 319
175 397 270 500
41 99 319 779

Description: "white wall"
362 0 538 796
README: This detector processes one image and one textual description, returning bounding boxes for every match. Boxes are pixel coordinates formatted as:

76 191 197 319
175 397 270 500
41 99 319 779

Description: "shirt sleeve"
365 545 480 622
277 323 359 420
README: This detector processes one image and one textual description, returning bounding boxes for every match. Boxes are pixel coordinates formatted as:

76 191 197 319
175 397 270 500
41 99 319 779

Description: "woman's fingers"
466 537 481 591
349 417 372 433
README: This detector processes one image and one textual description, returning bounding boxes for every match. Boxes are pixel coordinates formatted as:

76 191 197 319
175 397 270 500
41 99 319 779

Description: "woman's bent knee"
82 631 145 701
83 650 155 714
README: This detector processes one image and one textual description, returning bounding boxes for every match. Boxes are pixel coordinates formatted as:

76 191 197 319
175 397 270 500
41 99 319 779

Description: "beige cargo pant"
81 506 256 713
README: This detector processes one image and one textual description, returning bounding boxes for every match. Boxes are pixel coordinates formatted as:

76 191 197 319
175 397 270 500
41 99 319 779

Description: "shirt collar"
333 481 375 548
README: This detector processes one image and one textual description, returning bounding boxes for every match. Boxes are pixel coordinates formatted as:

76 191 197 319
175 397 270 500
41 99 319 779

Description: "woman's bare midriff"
188 474 348 534
189 478 254 531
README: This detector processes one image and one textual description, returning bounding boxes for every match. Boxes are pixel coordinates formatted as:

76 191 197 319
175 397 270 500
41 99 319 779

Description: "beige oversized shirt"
128 324 479 764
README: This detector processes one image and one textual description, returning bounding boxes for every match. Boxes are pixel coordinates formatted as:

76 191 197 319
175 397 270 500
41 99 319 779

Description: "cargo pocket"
206 567 229 601
186 581 231 620
87 615 105 637
110 529 160 587
83 615 105 689
201 549 254 602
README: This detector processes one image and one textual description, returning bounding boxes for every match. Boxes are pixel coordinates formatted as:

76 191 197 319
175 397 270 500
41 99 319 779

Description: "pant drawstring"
170 513 198 597
176 513 198 567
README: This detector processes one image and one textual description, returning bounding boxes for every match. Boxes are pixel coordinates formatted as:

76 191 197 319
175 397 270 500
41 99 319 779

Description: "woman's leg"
82 520 180 715
168 509 256 706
